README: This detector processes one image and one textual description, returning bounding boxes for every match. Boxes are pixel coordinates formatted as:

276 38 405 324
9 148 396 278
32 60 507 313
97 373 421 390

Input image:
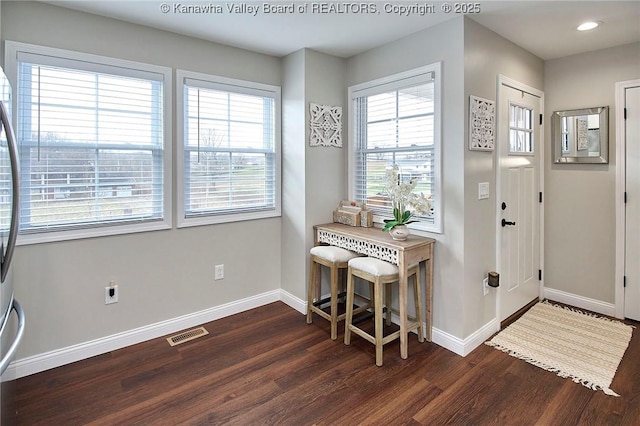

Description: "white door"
624 86 640 321
497 79 542 321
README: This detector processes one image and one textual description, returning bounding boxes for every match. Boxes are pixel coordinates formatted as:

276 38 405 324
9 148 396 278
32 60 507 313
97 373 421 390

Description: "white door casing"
615 80 640 320
621 84 640 321
496 76 543 322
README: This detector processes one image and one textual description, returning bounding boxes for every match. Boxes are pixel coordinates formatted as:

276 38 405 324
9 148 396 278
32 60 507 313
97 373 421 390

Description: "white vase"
389 224 410 241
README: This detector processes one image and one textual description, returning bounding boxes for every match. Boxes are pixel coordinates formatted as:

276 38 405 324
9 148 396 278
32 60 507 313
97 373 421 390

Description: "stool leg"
374 279 384 366
369 281 374 312
413 272 424 342
344 268 355 346
330 264 339 340
385 283 392 326
307 258 317 324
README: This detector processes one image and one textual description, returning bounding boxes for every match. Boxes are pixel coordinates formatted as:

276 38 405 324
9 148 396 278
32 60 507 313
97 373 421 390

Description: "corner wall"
346 17 544 344
303 50 348 287
544 42 640 304
463 18 544 337
347 18 467 339
281 49 347 302
281 50 307 301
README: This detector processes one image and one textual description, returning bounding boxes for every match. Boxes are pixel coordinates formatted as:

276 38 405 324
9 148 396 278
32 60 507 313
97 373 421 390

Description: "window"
509 103 534 154
6 42 172 243
176 70 281 227
349 64 441 233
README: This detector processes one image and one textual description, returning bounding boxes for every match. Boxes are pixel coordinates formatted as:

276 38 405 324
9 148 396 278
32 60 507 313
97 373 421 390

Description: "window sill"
177 208 281 228
16 219 172 246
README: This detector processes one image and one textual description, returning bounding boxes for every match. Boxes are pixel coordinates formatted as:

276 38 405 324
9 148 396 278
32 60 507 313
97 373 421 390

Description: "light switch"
478 182 490 200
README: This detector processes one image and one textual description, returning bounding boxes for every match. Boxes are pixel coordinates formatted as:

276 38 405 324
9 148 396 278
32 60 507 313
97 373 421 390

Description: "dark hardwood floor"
12 302 640 425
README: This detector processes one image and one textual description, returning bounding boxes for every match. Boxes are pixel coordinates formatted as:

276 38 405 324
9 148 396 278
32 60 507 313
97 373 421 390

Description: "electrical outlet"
214 264 224 281
105 282 118 304
483 277 489 296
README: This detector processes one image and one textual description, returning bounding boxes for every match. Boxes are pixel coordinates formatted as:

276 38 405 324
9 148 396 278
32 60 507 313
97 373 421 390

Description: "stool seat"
348 257 399 277
310 245 360 263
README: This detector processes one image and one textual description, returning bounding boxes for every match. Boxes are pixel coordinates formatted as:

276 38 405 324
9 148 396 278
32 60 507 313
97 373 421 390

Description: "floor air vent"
166 326 209 346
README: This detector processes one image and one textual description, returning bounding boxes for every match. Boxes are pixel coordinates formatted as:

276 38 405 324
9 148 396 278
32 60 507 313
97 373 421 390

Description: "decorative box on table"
332 200 373 227
359 209 373 227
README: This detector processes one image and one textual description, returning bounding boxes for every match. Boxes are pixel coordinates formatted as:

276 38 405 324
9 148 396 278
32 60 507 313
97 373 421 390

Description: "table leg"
398 261 408 359
426 257 433 342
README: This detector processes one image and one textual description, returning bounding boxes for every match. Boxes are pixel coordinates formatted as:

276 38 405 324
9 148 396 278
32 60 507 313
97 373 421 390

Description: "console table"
313 223 435 359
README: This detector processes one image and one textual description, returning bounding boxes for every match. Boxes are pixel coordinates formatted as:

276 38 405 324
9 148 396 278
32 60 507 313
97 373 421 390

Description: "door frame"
495 75 545 322
615 79 640 319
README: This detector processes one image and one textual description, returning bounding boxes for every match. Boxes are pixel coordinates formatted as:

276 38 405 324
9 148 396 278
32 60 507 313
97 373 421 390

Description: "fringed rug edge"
484 340 621 397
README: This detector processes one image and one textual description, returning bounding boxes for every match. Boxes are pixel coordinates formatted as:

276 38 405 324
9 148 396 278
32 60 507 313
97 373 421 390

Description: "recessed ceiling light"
577 21 600 31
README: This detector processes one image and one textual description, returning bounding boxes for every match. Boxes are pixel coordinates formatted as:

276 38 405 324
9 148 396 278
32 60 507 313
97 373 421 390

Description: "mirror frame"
552 106 609 164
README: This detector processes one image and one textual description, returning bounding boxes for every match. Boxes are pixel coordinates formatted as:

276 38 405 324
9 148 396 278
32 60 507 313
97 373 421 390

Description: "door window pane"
509 103 534 154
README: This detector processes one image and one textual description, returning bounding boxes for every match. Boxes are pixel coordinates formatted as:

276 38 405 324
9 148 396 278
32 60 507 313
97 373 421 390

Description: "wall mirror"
552 106 609 164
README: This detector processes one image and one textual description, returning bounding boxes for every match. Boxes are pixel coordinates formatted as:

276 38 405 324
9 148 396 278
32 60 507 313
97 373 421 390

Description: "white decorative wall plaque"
309 103 342 147
576 118 588 150
469 95 495 151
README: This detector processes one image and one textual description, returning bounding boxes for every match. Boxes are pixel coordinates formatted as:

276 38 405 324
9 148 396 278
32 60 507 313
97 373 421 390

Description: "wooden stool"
344 257 423 366
307 245 362 340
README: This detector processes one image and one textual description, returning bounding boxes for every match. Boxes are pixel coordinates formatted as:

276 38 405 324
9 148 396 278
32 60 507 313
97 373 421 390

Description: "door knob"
501 219 516 227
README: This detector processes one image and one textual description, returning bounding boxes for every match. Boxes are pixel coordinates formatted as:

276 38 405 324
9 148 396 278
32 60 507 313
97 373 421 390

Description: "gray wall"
347 18 467 338
2 1 283 359
303 50 348 241
281 49 347 301
303 50 348 296
462 18 544 336
281 50 307 299
544 42 640 303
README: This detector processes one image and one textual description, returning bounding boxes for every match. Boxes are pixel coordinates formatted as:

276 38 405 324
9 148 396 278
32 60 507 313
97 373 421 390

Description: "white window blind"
178 72 280 226
351 66 440 232
14 46 169 238
0 76 13 238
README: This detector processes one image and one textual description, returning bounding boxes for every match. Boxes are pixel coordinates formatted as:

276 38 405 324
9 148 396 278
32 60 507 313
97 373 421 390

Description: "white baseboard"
6 290 282 380
432 317 500 357
544 288 616 317
6 290 501 380
280 289 306 314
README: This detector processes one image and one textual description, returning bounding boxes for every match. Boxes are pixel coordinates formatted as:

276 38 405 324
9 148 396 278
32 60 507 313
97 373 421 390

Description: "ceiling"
44 1 640 60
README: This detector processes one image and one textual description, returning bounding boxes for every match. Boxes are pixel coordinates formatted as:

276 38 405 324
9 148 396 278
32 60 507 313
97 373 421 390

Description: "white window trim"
175 69 281 228
348 63 442 234
5 41 173 245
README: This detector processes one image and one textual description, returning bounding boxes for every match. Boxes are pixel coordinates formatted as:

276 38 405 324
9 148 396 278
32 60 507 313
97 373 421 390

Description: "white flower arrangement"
381 164 433 232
